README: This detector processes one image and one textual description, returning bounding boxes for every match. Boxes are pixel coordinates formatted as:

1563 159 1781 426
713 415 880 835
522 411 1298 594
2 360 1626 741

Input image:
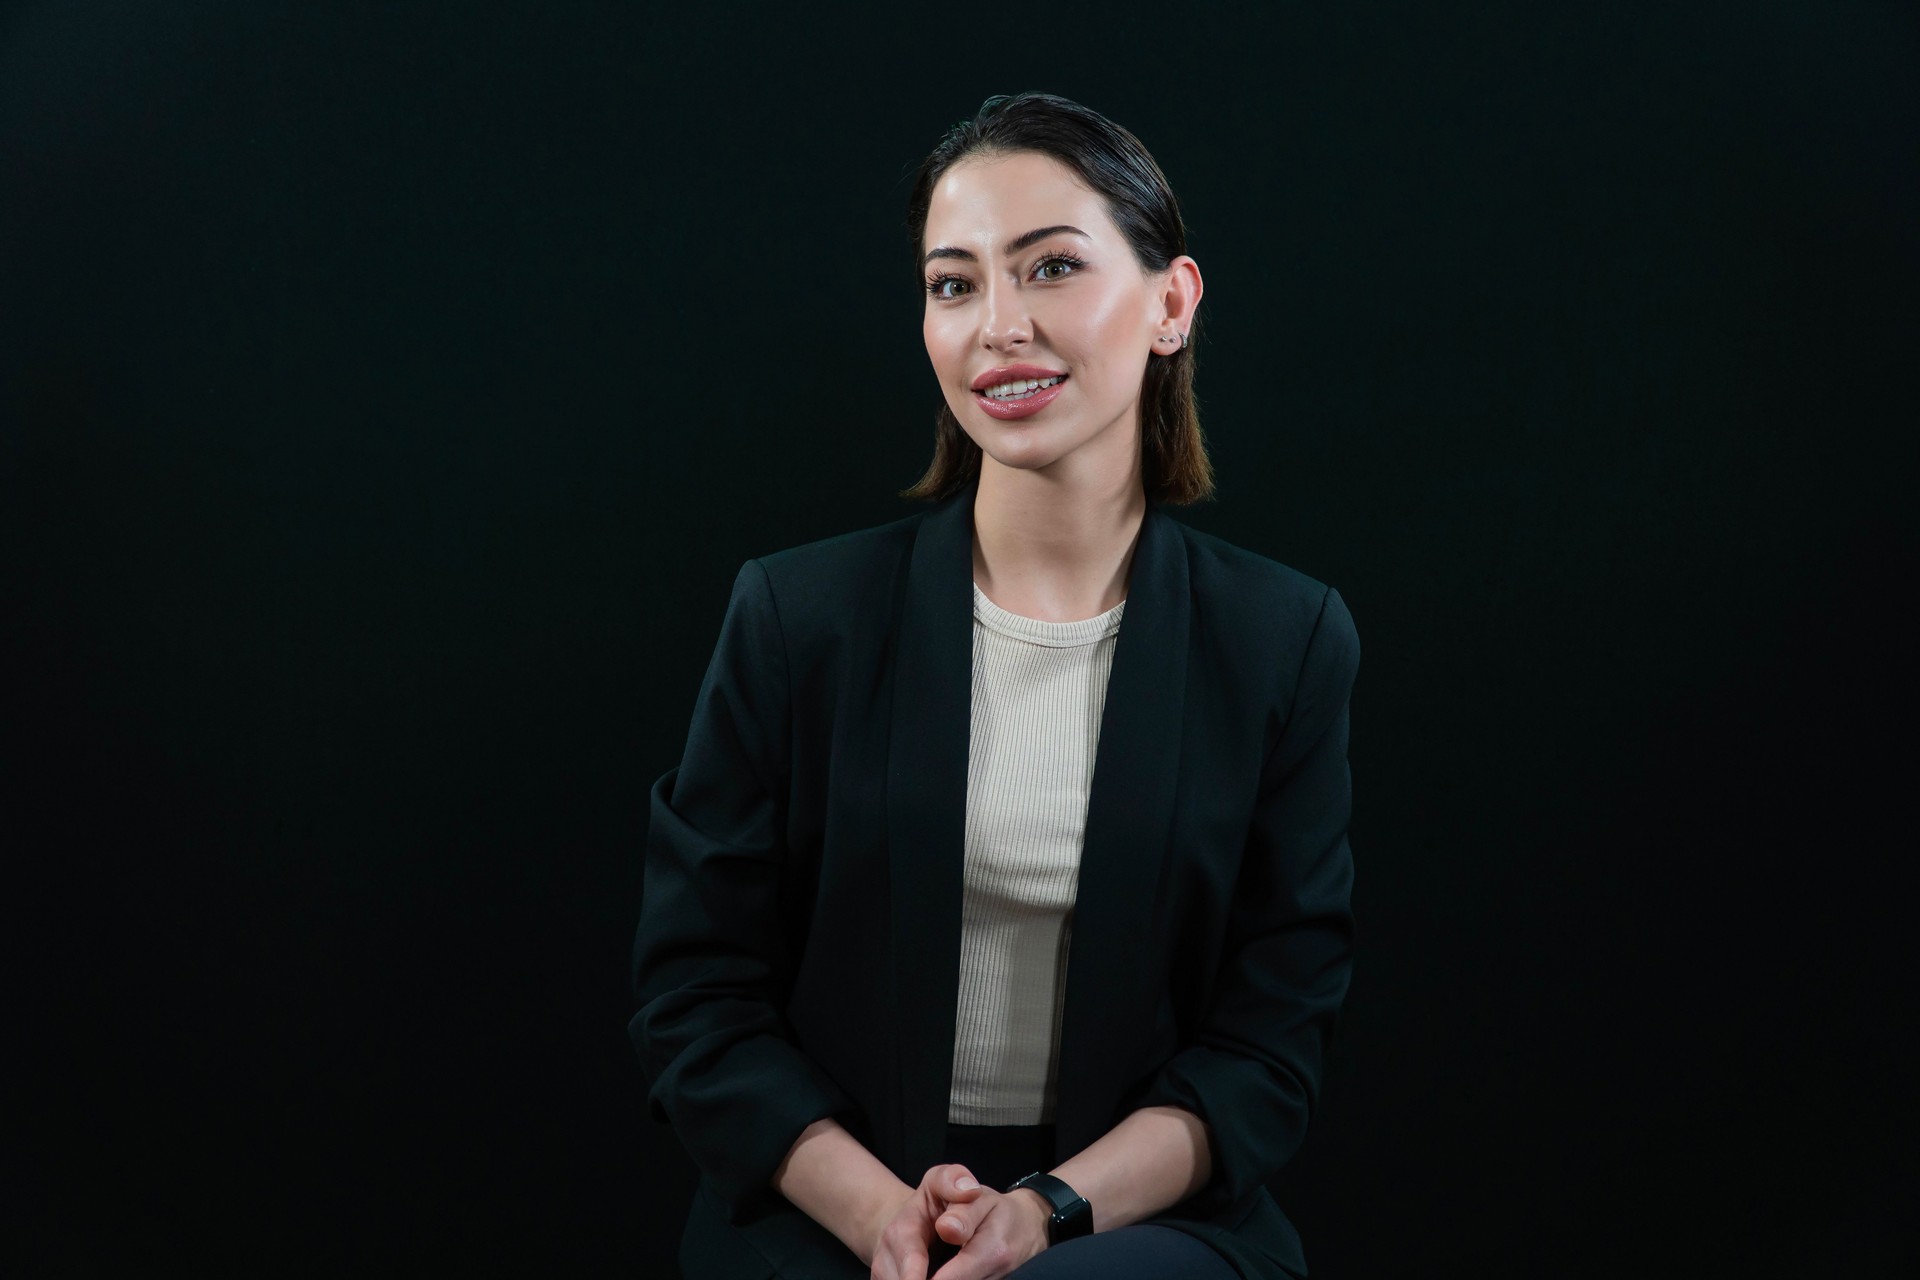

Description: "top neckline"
972 581 1126 648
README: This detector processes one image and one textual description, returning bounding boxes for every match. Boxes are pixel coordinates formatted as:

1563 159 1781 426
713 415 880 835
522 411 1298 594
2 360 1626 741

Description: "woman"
630 91 1359 1280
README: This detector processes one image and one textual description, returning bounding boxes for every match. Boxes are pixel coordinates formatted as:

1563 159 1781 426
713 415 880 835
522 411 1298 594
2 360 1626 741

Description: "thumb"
932 1170 991 1246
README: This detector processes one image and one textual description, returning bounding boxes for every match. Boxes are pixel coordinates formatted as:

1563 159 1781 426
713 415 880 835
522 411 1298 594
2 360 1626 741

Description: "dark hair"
899 91 1215 507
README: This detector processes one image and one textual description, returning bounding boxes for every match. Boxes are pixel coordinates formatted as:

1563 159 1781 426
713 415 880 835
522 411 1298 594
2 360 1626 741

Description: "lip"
975 362 1067 422
970 364 1067 392
974 374 1068 421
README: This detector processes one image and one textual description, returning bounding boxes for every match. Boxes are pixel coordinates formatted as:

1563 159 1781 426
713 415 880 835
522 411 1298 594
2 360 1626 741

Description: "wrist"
1004 1172 1093 1246
1010 1186 1055 1239
853 1179 913 1265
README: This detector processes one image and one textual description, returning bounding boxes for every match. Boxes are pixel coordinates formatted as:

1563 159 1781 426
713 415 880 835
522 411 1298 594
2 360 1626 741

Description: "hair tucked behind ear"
899 91 1214 507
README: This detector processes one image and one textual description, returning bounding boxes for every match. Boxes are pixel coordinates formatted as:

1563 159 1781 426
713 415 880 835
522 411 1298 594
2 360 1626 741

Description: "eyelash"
925 253 1087 300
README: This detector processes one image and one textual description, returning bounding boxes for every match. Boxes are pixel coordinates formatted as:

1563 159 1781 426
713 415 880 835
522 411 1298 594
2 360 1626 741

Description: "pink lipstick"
971 364 1069 421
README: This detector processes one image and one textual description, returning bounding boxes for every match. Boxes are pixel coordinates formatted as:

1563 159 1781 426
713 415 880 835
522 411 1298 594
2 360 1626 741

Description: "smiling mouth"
977 374 1068 401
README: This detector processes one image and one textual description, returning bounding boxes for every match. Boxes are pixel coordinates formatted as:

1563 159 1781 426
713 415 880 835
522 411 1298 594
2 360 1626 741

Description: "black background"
5 2 1914 1275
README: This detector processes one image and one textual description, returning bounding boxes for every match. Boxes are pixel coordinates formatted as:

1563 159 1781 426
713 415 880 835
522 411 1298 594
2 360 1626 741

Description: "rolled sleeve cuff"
1130 1044 1309 1219
637 1018 860 1223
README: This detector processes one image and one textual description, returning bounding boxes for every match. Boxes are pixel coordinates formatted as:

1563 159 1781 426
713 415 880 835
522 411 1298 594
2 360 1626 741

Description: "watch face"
1053 1197 1093 1241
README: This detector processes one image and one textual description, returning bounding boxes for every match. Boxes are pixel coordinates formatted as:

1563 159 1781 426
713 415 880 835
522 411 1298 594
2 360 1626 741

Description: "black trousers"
936 1123 1238 1279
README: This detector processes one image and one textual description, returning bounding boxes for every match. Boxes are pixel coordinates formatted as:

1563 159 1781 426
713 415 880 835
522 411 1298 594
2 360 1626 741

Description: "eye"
1034 253 1086 282
924 253 1087 301
925 273 970 301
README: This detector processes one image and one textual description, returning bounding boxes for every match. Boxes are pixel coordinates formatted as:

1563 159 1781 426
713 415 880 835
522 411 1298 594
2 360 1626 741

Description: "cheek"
1081 290 1141 347
1075 301 1144 404
1066 295 1145 388
923 312 959 371
1055 288 1136 360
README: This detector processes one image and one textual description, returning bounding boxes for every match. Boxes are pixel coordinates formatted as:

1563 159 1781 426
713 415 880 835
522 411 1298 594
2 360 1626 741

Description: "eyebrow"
922 225 1090 267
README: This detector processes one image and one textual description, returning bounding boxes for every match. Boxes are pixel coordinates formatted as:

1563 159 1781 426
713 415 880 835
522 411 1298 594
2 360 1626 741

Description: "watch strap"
1005 1170 1093 1244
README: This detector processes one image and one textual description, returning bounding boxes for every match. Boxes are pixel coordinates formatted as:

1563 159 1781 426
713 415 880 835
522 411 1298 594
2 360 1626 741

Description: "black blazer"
630 477 1359 1280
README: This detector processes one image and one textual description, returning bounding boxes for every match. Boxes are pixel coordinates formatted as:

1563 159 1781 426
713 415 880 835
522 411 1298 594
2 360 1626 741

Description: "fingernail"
955 1176 978 1190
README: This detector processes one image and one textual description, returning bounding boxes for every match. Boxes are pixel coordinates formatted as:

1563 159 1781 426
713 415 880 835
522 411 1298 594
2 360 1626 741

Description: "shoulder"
1166 514 1358 660
748 506 921 594
754 507 922 581
1165 516 1359 749
734 505 926 637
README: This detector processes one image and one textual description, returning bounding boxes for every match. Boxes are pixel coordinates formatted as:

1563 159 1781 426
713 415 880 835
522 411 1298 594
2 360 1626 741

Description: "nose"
978 276 1031 351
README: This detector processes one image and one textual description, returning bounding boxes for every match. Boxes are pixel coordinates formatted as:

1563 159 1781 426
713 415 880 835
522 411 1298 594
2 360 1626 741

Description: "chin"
984 452 1060 473
982 435 1080 473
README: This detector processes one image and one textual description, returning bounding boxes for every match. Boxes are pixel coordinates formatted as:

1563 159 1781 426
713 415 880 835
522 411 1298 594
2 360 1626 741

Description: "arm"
629 559 865 1221
926 1105 1214 1271
773 1117 913 1266
1126 585 1361 1217
1038 1104 1213 1233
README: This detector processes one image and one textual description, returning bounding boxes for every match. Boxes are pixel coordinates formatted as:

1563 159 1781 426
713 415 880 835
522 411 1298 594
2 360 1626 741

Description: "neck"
970 455 1147 623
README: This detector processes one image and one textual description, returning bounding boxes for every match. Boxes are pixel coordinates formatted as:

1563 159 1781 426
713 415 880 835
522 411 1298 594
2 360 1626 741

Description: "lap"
1004 1225 1239 1279
935 1128 1240 1279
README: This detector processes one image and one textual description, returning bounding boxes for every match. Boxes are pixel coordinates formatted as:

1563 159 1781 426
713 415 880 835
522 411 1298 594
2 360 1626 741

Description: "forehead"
924 151 1116 248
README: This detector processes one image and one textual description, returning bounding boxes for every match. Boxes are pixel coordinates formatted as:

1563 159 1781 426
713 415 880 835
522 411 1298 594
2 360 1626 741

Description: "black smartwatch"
1004 1171 1093 1245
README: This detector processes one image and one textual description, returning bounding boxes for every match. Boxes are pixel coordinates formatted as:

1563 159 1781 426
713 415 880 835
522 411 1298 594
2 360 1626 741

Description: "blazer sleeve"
1130 585 1360 1218
628 558 860 1222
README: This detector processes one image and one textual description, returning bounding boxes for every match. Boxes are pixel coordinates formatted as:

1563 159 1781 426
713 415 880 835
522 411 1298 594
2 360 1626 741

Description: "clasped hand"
866 1162 1051 1280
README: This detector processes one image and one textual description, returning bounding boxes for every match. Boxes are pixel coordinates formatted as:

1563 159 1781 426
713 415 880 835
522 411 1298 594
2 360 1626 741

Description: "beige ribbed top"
947 580 1126 1125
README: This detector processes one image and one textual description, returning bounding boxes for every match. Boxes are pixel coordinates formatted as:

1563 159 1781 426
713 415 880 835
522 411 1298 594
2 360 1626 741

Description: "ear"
1152 255 1204 353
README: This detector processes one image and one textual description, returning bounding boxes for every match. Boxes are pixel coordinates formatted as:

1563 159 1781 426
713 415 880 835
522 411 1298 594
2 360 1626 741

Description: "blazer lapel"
885 475 1190 1179
1053 494 1188 1164
886 479 977 1180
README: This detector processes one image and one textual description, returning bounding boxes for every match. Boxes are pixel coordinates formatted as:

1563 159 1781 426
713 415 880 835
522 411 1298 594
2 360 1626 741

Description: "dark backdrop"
5 2 1913 1275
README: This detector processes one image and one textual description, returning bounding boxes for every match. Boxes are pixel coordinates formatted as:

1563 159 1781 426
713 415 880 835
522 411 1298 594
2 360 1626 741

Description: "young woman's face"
920 150 1185 483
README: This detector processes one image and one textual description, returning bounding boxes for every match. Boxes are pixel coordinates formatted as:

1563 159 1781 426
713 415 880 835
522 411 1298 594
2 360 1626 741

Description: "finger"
933 1204 972 1247
915 1163 989 1251
933 1189 996 1247
932 1163 985 1200
930 1235 1020 1280
931 1202 1041 1280
935 1164 987 1216
927 1234 998 1280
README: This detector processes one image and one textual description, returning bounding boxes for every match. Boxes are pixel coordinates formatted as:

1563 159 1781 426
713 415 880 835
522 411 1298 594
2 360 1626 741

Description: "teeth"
982 375 1064 400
